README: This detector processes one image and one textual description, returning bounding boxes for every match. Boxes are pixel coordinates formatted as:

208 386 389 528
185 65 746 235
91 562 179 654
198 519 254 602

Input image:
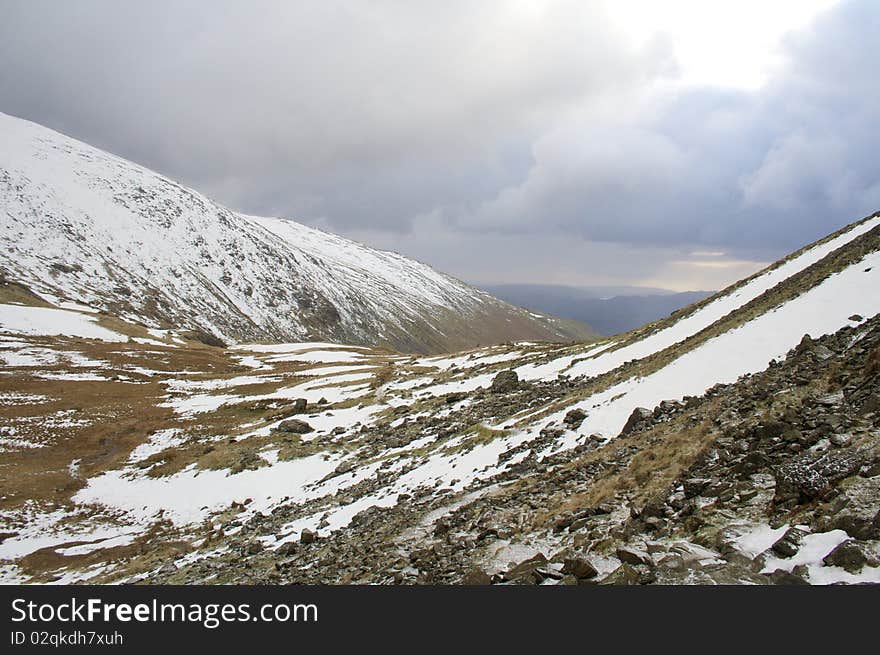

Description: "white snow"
731 523 791 558
264 349 368 364
73 453 348 526
128 429 187 463
0 304 125 342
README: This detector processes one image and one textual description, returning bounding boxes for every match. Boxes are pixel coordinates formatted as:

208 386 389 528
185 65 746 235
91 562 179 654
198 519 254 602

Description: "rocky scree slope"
0 112 592 353
158 313 880 585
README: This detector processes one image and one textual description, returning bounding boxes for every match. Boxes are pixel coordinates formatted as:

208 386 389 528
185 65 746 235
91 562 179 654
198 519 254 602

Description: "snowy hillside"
0 112 592 353
2 208 878 585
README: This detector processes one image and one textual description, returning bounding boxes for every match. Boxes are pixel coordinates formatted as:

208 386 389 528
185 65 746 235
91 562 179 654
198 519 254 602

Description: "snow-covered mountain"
0 112 592 353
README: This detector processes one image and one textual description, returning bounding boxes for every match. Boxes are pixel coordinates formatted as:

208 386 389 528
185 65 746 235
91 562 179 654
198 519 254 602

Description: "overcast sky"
2 0 878 291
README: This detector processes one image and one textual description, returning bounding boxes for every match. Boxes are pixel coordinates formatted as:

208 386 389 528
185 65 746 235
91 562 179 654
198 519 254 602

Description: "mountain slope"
2 209 878 585
0 112 593 353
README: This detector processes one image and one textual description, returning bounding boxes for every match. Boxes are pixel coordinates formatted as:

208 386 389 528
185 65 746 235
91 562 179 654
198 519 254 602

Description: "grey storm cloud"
467 0 880 253
0 0 667 227
1 0 878 287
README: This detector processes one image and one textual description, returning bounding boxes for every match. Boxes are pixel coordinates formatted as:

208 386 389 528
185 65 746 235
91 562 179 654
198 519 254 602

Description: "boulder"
490 370 520 393
300 528 317 545
461 568 492 585
822 539 874 572
620 407 653 436
771 527 808 558
273 418 314 434
561 557 598 579
503 553 548 583
683 478 712 498
766 569 810 585
600 563 641 585
563 408 587 427
275 541 297 557
616 546 652 566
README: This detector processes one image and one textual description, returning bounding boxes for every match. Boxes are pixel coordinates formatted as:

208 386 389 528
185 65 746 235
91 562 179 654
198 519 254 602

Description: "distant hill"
480 284 713 335
0 112 594 354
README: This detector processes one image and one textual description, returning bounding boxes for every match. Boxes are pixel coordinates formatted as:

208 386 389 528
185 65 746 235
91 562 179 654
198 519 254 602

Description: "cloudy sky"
2 0 878 291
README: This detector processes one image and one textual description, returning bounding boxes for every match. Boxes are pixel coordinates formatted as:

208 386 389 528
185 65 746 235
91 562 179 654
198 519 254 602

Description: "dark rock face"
564 408 587 427
461 568 492 585
616 546 652 566
272 418 313 434
823 540 873 572
600 564 642 585
620 407 653 436
775 450 866 505
771 527 809 558
444 392 468 404
562 557 598 579
490 370 520 393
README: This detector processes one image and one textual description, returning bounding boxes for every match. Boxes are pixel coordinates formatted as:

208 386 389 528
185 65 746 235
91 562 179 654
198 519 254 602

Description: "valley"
1 208 879 584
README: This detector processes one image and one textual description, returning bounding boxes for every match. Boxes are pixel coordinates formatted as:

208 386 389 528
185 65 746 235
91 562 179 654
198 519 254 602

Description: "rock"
503 553 548 582
849 314 864 322
600 563 642 585
275 541 297 556
461 568 492 585
291 398 308 413
829 433 852 447
683 478 712 498
490 370 520 393
831 510 880 541
300 528 317 545
812 345 834 361
822 539 873 572
771 527 809 558
766 569 810 585
616 546 652 566
620 407 653 436
273 418 314 434
817 449 865 481
245 541 263 555
816 392 844 407
796 334 815 353
775 462 829 503
535 567 564 581
563 408 587 427
819 476 880 539
561 557 598 579
444 392 467 404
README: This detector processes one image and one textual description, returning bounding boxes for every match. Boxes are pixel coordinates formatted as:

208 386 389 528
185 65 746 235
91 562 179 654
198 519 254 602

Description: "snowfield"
0 304 125 342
